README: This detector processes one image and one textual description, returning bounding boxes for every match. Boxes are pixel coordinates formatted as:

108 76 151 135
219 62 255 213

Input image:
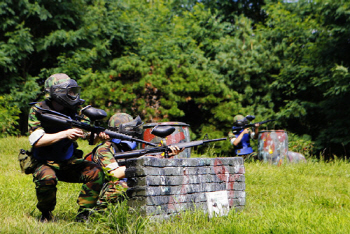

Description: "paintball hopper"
81 106 107 122
151 125 176 138
245 115 255 122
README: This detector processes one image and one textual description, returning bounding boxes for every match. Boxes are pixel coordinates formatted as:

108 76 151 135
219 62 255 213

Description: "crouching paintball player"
85 113 183 209
28 74 108 222
228 114 260 160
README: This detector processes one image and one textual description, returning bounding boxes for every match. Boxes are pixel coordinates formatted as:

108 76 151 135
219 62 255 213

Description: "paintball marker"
35 105 157 146
232 115 276 133
113 125 227 159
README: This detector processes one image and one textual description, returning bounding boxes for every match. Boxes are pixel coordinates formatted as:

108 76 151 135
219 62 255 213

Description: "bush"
0 95 20 136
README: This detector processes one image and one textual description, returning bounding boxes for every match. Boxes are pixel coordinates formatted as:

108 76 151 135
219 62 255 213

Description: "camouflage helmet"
108 113 143 138
233 115 246 126
108 113 133 128
44 73 81 110
44 73 71 93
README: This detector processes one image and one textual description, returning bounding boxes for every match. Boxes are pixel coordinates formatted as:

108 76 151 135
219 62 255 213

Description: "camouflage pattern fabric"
233 115 245 124
28 103 44 134
44 73 71 92
108 113 133 128
33 157 105 212
97 180 126 208
91 141 126 208
92 141 117 167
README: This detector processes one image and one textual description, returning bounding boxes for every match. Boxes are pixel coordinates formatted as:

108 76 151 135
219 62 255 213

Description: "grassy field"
0 136 349 233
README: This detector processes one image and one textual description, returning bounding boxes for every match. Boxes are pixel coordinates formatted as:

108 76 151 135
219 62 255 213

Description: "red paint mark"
143 128 155 142
214 158 242 208
168 168 189 212
166 132 185 145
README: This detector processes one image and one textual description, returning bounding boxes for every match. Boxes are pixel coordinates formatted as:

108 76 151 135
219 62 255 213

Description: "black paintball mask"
50 79 82 110
109 116 144 138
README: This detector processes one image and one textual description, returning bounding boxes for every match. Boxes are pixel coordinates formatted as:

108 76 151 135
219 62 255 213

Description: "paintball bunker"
125 156 245 220
132 122 245 219
142 122 191 158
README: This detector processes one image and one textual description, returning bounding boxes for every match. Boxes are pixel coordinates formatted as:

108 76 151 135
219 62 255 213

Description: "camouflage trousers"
97 179 127 209
32 157 105 213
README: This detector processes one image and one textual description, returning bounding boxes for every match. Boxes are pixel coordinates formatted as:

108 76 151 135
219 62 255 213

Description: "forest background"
1 0 349 158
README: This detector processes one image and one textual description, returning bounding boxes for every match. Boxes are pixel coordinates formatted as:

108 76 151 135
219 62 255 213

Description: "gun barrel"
113 147 165 159
113 138 227 160
203 137 227 143
170 138 227 149
113 150 147 159
259 119 276 125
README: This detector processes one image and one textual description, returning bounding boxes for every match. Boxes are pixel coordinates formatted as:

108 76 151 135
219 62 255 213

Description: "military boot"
75 208 91 223
40 211 54 222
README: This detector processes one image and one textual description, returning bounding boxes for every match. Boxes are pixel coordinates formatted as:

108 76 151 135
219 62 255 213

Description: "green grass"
1 136 349 233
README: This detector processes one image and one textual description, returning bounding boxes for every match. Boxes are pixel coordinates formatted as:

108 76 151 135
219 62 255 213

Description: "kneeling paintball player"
28 74 108 222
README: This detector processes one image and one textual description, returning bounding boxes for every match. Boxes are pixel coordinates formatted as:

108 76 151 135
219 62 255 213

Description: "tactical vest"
31 100 77 161
233 129 254 156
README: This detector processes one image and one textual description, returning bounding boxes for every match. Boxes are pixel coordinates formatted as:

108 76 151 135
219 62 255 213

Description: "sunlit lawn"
0 136 349 233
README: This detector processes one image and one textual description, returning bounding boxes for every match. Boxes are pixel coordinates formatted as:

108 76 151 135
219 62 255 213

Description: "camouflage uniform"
92 141 128 208
28 74 104 215
91 113 135 208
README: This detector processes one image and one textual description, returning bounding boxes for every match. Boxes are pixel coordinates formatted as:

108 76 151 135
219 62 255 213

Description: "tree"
259 0 350 157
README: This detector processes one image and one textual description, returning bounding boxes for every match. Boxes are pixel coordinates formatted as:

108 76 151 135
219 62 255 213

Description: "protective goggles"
67 86 81 99
52 86 81 100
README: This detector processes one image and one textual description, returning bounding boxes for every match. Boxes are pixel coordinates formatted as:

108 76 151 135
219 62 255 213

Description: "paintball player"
28 73 108 222
228 114 260 160
87 113 183 208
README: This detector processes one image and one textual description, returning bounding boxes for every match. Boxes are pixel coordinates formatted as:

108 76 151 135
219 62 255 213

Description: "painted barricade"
125 156 245 220
142 122 191 158
258 130 288 165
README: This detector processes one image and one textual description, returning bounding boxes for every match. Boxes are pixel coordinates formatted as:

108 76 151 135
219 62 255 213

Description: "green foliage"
88 201 148 233
288 133 314 158
257 0 350 156
1 0 350 157
0 95 20 136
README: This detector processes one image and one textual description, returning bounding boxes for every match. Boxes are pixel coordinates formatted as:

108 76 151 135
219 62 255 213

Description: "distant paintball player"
228 114 260 160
